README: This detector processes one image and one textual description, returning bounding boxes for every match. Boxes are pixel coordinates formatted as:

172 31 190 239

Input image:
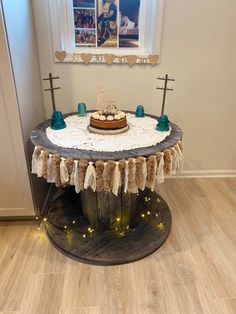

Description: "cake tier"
90 117 127 130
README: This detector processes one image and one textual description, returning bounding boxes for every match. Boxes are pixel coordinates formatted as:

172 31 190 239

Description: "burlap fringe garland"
31 141 183 196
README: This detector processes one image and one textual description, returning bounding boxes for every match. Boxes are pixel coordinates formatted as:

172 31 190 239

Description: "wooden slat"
81 189 98 229
96 192 110 230
121 191 137 227
109 191 121 229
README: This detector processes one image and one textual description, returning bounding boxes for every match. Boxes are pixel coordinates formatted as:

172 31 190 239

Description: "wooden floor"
0 178 235 314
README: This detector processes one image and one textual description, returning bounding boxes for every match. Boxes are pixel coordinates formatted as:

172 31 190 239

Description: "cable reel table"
31 111 183 265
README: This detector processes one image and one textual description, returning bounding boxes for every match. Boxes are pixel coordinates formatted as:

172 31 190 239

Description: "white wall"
32 0 236 174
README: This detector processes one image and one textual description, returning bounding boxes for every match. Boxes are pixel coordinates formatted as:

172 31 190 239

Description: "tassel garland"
112 162 121 196
31 146 41 174
31 140 183 195
156 152 164 184
60 157 69 184
84 162 96 192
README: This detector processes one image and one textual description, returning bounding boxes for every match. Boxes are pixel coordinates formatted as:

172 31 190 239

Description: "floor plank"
0 178 235 314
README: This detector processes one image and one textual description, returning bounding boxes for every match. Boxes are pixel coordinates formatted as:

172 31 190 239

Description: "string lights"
34 194 165 240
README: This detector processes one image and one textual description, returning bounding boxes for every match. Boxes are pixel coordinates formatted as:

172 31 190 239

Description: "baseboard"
0 208 35 218
172 170 236 178
0 215 35 221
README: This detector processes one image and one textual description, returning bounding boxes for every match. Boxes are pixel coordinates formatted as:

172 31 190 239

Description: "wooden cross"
43 73 61 111
156 74 175 115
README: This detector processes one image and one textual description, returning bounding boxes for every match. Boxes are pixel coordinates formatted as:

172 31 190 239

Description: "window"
50 0 164 65
73 0 141 48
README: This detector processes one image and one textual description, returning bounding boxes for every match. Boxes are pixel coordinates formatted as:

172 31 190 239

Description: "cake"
88 86 128 133
90 110 127 130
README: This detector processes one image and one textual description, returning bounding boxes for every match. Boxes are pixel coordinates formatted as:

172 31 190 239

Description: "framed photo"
50 0 165 65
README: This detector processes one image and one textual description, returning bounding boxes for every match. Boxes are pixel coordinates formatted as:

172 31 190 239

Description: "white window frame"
49 0 165 64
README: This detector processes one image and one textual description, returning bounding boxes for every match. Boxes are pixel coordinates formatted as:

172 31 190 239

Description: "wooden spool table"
31 111 183 265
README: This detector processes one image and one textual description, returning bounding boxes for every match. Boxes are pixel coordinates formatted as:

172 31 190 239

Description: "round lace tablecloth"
31 111 182 161
46 113 170 152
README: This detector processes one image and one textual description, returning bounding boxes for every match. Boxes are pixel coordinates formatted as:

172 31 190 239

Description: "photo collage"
73 0 140 48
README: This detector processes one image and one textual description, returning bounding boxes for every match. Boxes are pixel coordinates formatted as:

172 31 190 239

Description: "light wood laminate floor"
0 178 235 314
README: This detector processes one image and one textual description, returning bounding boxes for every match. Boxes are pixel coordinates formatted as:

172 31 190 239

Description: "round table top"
31 111 183 161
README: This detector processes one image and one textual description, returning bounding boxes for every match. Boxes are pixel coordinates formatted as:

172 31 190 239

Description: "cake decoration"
78 103 87 116
156 115 170 132
88 86 129 134
156 74 175 132
135 105 145 117
43 73 67 130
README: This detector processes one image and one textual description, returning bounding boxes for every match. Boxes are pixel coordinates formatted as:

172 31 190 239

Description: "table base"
45 187 172 266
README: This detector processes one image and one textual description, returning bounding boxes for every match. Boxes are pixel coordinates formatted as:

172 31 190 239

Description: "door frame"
0 0 35 217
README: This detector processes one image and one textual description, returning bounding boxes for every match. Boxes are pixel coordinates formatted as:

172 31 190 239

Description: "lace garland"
46 113 171 152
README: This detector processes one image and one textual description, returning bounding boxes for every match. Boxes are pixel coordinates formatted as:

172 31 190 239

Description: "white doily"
46 113 171 152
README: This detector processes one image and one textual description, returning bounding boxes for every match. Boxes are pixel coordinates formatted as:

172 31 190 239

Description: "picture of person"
119 0 140 47
75 29 96 46
119 15 135 35
74 9 95 29
97 0 118 47
73 0 95 8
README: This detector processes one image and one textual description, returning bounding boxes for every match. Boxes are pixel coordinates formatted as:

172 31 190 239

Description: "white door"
0 2 35 217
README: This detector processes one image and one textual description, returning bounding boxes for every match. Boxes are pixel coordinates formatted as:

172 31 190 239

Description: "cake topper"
156 74 175 115
96 85 120 114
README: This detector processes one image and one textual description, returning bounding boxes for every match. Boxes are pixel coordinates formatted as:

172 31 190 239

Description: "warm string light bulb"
36 216 47 237
157 222 164 230
144 197 151 202
119 231 125 237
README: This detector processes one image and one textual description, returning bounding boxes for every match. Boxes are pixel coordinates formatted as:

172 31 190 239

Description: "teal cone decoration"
135 105 145 117
156 114 170 132
78 103 87 116
51 111 66 130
